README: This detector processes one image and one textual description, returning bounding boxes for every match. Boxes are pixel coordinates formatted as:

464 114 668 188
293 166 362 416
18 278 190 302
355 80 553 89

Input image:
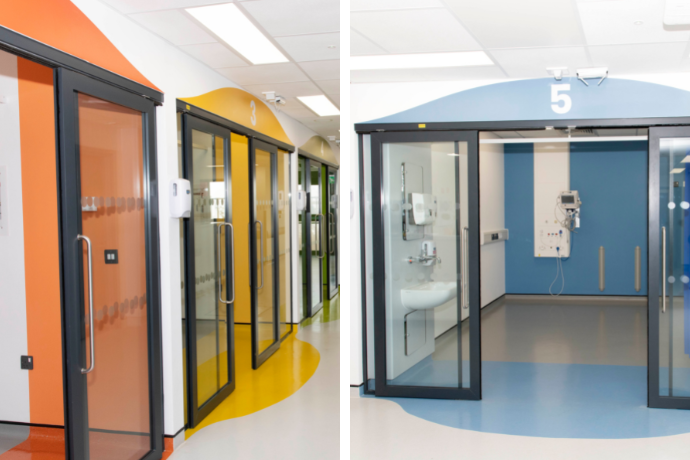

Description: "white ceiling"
351 0 690 84
98 0 340 140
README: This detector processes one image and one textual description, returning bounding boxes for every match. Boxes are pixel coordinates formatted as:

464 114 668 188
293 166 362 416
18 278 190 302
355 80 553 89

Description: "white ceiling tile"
351 9 482 53
351 29 388 56
328 93 340 106
216 63 309 85
129 10 215 46
577 0 690 45
295 117 341 138
100 0 231 14
243 81 323 98
490 47 590 78
588 42 687 75
298 60 340 80
351 0 444 11
179 42 248 68
314 79 340 93
241 0 339 37
444 0 585 49
275 33 340 62
350 66 506 83
282 104 320 119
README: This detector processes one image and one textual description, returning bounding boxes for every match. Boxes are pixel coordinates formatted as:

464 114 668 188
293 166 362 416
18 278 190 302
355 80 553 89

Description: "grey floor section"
0 423 29 455
432 296 650 366
169 317 339 459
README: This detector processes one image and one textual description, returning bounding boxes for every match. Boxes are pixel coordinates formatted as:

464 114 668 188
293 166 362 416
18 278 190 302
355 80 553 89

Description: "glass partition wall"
649 127 690 409
327 167 340 299
181 114 235 428
59 69 163 459
180 110 293 427
299 156 326 318
364 130 481 400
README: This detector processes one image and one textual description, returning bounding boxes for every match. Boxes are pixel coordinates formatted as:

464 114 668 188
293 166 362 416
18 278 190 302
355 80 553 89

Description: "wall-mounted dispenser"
170 178 191 218
296 189 307 212
409 193 436 226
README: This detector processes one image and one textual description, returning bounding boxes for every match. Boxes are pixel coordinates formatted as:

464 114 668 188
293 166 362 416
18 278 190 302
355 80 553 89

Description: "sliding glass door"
181 114 236 427
326 166 339 299
369 130 480 399
649 126 690 409
57 68 163 459
298 156 325 318
250 140 280 368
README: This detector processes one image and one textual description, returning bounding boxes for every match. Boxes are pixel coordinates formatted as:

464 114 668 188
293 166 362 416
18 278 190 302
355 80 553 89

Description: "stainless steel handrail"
256 220 264 289
217 223 235 304
662 226 666 313
77 234 95 374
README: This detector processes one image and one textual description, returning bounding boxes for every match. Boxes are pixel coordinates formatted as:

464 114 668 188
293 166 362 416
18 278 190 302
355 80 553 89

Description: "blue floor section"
366 361 690 439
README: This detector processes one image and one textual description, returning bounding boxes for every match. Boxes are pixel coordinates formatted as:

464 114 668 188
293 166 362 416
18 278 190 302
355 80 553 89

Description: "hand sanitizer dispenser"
170 178 191 218
296 190 307 212
409 193 436 226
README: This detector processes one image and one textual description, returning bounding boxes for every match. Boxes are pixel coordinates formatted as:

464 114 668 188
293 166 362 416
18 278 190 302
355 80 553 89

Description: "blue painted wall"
505 141 647 295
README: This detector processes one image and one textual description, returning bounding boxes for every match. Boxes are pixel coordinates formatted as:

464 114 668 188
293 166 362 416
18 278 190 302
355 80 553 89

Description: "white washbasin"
401 281 458 310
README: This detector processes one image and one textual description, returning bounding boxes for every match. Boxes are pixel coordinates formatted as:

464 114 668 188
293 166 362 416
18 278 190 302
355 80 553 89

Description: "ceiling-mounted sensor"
327 136 336 141
547 67 568 81
664 0 690 25
576 67 608 86
262 91 276 101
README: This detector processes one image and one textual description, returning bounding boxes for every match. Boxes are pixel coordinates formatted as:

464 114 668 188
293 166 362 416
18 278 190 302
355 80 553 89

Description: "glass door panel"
650 127 690 409
310 162 324 316
370 131 480 400
327 167 339 299
182 114 235 427
58 68 162 459
298 157 309 319
277 149 292 339
251 140 280 368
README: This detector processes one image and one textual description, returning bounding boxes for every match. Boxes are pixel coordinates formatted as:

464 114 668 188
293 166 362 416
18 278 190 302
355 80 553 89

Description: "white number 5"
551 84 571 114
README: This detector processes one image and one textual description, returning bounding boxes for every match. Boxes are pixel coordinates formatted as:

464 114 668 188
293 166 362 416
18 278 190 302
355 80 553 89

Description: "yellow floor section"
185 323 320 438
302 288 340 327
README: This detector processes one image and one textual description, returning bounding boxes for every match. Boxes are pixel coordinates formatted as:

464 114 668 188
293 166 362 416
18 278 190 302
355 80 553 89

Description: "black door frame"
326 166 340 300
250 139 281 369
57 67 164 459
301 156 325 318
648 126 690 409
358 117 690 408
369 130 481 400
181 113 236 428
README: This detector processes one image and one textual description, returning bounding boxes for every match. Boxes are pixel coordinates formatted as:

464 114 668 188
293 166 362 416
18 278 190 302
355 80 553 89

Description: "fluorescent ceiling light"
350 51 493 70
681 155 690 163
671 168 686 174
298 96 340 116
187 3 287 65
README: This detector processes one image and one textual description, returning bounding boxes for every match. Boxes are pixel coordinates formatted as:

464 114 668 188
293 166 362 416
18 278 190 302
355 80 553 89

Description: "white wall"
479 135 506 307
0 50 30 423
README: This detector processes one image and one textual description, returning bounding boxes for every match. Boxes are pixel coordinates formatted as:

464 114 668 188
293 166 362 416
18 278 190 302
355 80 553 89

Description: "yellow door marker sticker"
418 124 426 128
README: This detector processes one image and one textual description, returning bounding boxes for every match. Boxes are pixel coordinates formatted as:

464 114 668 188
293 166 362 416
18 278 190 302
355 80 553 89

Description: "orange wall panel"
0 0 158 91
17 58 64 426
231 134 251 324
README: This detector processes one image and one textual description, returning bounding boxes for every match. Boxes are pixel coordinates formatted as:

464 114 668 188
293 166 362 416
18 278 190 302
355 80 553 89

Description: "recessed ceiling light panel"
350 51 494 70
298 96 340 116
187 3 288 65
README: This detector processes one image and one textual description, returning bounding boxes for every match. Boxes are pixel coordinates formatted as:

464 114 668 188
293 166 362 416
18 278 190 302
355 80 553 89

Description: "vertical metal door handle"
256 220 264 289
662 226 666 313
316 214 325 259
78 234 95 374
462 227 469 310
635 246 641 292
217 223 235 304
